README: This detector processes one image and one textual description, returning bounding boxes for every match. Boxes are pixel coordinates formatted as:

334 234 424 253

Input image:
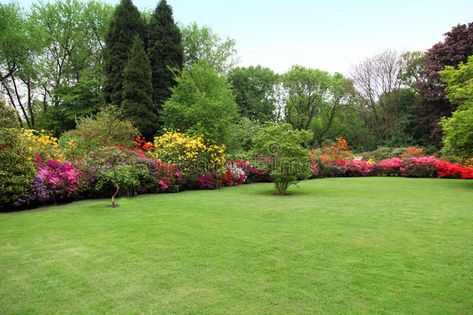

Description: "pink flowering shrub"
375 157 404 176
36 157 79 201
332 159 371 177
231 159 270 183
402 156 438 178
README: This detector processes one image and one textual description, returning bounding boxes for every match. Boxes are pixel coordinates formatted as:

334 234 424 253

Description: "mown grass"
1 177 472 314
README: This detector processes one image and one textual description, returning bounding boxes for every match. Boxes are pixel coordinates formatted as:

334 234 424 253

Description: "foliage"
0 100 18 128
153 130 226 183
0 128 35 209
439 55 473 108
251 123 311 195
282 65 331 131
59 106 138 159
416 22 473 144
181 22 238 75
229 66 279 122
440 107 473 160
122 36 157 138
147 0 183 109
103 0 144 105
161 61 239 146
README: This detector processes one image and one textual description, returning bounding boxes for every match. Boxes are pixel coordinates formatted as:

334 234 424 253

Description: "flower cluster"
22 129 65 161
374 157 404 176
401 156 438 178
435 160 473 179
221 161 247 186
35 156 79 201
153 131 226 180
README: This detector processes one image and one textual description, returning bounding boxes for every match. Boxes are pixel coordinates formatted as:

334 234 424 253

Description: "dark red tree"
416 22 473 145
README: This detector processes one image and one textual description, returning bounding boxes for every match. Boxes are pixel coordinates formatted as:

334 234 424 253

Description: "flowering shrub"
402 156 438 178
22 129 65 162
221 161 247 186
400 147 424 159
230 159 269 183
374 157 404 176
153 131 226 184
147 159 180 192
435 160 473 179
36 157 79 201
308 137 352 167
344 159 372 177
134 136 156 153
198 172 219 189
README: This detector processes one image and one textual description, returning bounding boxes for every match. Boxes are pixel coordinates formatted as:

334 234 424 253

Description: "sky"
9 0 473 75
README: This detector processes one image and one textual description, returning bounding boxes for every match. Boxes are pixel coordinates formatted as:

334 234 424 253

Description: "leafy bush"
251 123 311 195
60 106 138 159
0 128 36 209
0 101 18 128
440 107 473 161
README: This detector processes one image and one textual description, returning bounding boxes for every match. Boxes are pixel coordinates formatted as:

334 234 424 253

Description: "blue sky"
9 0 473 74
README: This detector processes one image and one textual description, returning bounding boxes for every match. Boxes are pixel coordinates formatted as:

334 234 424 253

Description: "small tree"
251 123 311 195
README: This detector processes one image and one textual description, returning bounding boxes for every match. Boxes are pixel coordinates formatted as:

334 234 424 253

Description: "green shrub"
0 128 36 209
59 106 138 159
251 123 311 195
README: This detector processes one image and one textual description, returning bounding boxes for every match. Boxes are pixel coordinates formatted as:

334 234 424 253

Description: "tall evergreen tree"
147 0 183 111
103 0 144 106
122 36 157 138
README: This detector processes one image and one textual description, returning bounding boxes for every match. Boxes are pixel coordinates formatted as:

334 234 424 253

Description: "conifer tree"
147 0 183 111
103 0 144 106
122 36 157 138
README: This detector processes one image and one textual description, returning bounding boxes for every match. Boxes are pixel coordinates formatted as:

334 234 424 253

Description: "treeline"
1 0 472 152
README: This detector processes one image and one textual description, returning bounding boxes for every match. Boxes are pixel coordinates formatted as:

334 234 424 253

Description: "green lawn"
1 178 472 314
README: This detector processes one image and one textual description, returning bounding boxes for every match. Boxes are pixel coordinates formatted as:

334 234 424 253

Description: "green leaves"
251 123 311 195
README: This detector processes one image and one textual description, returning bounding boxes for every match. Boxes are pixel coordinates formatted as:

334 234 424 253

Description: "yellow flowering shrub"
153 131 226 176
21 129 65 162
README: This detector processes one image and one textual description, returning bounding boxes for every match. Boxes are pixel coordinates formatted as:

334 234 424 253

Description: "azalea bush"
402 156 438 178
22 129 65 162
374 157 404 176
153 131 226 185
435 160 473 179
36 157 79 202
221 161 247 186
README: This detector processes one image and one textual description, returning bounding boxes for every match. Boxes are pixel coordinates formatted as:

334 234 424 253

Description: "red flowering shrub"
402 156 438 178
134 136 156 153
198 172 219 189
149 160 180 192
375 157 404 176
220 161 247 186
435 160 473 179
